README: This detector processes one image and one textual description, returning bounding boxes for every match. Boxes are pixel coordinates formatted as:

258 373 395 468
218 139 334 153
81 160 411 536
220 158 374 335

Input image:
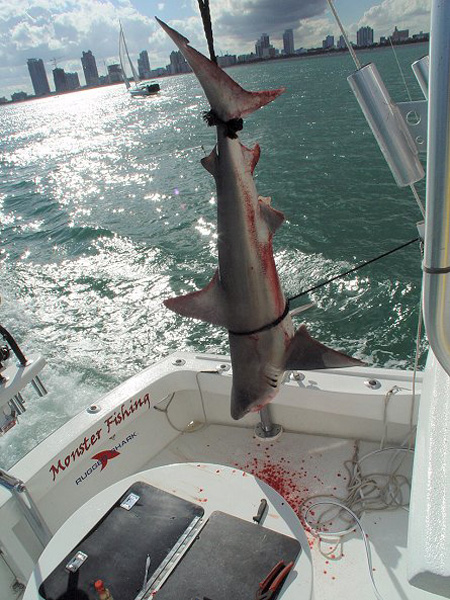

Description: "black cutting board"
156 511 302 600
38 481 204 600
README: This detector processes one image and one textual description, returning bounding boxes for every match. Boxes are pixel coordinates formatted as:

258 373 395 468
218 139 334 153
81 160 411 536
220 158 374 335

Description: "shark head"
228 327 287 420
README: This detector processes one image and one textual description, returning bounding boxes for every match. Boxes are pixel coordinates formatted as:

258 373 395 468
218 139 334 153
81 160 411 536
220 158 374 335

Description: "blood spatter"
235 457 309 524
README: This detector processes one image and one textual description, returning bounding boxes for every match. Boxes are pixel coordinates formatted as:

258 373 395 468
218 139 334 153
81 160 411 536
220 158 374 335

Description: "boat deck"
144 423 429 600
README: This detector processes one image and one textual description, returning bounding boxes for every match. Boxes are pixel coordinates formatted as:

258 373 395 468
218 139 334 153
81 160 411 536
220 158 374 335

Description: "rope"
197 0 217 63
287 237 419 306
304 500 387 600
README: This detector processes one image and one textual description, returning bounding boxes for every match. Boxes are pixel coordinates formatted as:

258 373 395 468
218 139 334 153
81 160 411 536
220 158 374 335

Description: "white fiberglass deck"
143 424 428 600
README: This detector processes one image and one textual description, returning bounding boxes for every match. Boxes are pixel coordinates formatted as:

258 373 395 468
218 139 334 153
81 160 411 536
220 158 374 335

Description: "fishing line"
287 236 420 306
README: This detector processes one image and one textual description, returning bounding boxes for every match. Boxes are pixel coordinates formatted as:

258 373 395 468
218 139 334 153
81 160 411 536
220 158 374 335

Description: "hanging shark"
157 18 363 420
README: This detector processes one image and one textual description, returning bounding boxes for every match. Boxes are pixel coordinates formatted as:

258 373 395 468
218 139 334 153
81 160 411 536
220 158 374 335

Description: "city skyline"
0 23 429 104
0 0 431 99
0 21 429 106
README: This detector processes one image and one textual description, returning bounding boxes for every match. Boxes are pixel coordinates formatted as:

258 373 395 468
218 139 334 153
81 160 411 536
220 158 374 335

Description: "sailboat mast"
120 23 140 86
119 25 131 89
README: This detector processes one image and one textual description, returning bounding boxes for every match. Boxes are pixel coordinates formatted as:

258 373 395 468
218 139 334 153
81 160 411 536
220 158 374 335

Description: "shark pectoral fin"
201 147 219 177
284 324 365 370
259 200 285 234
164 270 228 327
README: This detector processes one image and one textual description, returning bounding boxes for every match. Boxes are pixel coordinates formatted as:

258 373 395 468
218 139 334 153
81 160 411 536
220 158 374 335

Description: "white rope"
304 500 386 600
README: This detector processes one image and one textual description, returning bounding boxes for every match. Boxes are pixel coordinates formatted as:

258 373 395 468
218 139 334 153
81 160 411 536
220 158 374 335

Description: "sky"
0 0 432 98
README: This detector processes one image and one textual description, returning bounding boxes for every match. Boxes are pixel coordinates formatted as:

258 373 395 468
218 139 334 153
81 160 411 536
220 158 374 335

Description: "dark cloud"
214 0 327 41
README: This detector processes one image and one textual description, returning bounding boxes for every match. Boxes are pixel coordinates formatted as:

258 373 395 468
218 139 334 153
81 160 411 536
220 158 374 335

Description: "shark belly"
215 130 286 334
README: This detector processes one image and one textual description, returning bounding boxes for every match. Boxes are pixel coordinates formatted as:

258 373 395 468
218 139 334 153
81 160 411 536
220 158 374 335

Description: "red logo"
91 449 121 471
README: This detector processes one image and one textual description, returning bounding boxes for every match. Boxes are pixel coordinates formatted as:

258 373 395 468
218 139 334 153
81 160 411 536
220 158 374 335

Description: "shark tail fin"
156 17 285 122
284 325 365 370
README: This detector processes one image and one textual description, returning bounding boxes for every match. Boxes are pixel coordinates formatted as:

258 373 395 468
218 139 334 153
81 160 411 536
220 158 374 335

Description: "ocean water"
0 43 428 468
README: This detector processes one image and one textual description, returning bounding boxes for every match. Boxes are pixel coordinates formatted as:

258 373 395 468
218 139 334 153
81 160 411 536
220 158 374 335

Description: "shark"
157 18 363 420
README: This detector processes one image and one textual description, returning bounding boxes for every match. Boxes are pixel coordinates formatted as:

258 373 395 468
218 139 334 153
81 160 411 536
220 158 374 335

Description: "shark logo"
91 449 120 471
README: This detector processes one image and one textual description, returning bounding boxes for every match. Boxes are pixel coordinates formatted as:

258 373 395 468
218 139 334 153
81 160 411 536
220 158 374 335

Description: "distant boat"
119 23 160 97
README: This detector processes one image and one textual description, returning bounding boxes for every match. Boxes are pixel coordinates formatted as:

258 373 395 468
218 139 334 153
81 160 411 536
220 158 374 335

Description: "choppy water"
0 43 428 468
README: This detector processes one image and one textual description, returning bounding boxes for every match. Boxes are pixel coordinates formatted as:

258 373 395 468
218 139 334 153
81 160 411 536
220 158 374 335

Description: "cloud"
0 0 432 98
359 0 431 35
211 0 327 44
207 0 430 53
0 0 177 96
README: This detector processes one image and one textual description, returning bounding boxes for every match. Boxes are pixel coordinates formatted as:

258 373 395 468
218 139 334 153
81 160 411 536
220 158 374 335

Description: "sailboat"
118 23 160 97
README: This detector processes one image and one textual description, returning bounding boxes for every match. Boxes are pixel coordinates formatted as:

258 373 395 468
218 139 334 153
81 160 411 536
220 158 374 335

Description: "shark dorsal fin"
259 199 285 234
241 143 260 174
201 147 219 177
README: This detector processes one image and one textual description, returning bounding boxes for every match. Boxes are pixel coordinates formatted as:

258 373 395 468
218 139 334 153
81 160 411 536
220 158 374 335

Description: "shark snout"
230 385 279 420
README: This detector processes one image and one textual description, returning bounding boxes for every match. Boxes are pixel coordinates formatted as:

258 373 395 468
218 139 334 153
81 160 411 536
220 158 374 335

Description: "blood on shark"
157 17 363 419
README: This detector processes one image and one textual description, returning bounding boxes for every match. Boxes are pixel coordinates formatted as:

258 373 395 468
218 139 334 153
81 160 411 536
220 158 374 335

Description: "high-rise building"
337 35 346 49
53 68 68 93
138 50 151 80
357 26 374 47
255 33 271 58
322 35 334 49
391 26 409 42
27 58 50 96
66 72 80 91
107 64 122 83
169 51 191 74
81 51 99 86
283 29 295 55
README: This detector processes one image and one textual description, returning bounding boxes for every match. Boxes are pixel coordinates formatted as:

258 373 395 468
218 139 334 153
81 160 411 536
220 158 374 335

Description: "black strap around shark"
229 302 290 336
204 110 244 139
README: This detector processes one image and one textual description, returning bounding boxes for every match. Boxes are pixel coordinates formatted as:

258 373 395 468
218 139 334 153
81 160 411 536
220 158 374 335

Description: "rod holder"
348 63 425 187
412 55 429 99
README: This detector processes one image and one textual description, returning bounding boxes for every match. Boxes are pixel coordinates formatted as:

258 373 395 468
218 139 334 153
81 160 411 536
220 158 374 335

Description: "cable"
326 0 361 70
389 37 412 101
287 237 419 305
152 371 210 433
410 184 425 217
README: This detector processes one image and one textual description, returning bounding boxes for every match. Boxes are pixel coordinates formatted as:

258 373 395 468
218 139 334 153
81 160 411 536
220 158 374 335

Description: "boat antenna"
197 0 217 63
326 0 361 70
